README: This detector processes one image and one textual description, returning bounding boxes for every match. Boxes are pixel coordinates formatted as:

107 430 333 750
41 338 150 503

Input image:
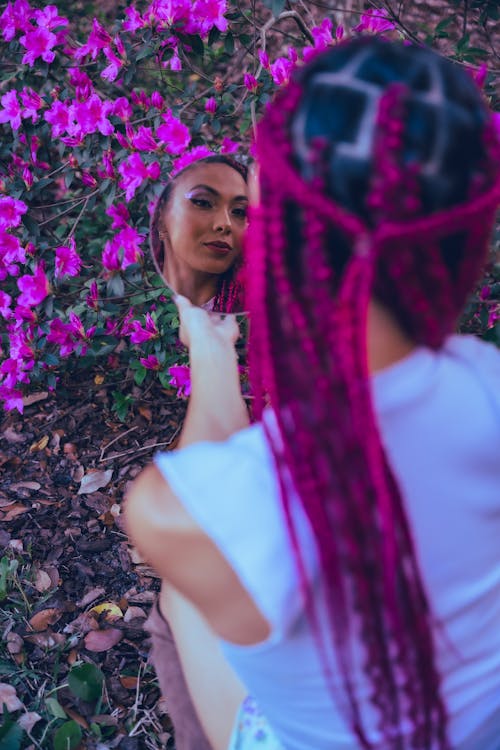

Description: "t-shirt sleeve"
154 421 319 642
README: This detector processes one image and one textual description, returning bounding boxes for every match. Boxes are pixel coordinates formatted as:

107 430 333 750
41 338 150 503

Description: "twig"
99 425 139 461
100 425 182 461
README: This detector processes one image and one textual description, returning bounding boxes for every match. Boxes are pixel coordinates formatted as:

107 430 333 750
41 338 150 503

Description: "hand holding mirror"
149 156 249 314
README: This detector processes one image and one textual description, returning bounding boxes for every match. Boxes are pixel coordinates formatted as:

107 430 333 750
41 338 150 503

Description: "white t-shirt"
155 335 500 750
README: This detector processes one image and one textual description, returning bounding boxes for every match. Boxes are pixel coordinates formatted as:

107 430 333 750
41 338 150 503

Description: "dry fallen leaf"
76 586 106 608
23 391 48 407
34 569 52 593
84 628 123 652
1 504 30 522
29 435 49 452
29 607 62 632
78 469 113 495
18 711 42 732
123 606 147 623
6 632 23 655
119 675 138 690
24 631 65 649
9 481 41 492
89 602 123 622
2 427 25 444
0 682 23 712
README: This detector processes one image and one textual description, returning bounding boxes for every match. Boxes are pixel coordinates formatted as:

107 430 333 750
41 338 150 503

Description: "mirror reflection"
149 156 249 313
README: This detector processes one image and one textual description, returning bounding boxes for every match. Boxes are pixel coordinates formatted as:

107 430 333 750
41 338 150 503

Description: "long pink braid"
246 41 500 749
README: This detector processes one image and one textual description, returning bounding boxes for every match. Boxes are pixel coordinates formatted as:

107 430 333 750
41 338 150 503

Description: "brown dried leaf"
63 611 99 636
119 675 138 690
29 607 62 632
0 682 23 712
84 627 123 652
23 391 48 407
29 435 49 452
1 427 26 444
24 630 65 649
1 504 30 521
78 469 113 495
6 632 24 655
64 707 89 730
123 606 147 623
9 481 41 492
76 586 106 608
34 569 52 593
18 711 42 732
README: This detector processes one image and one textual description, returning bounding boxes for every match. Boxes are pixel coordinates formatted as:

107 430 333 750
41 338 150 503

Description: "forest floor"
0 379 187 750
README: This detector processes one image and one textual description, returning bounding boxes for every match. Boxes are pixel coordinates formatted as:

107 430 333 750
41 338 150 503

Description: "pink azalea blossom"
74 17 112 60
101 47 124 82
106 203 130 229
46 318 76 357
258 50 269 69
113 226 146 268
269 57 293 86
0 232 25 279
151 91 165 109
148 0 191 27
171 145 214 176
97 150 115 179
68 94 114 138
86 280 99 311
119 309 135 336
0 385 24 413
44 99 70 137
353 9 396 34
68 67 93 99
221 137 239 155
118 153 161 201
0 196 27 230
168 364 191 398
0 0 32 42
140 354 161 370
129 313 159 344
472 63 488 89
81 172 98 188
131 90 150 109
0 357 31 388
22 166 33 188
0 291 12 319
20 87 43 123
131 126 158 152
167 51 182 71
68 311 95 345
244 73 258 93
156 109 191 155
0 90 22 130
311 18 333 49
17 262 50 307
34 5 69 31
190 0 228 36
55 238 82 278
112 96 133 121
102 240 121 271
123 6 144 33
205 97 217 114
336 25 344 41
20 26 57 66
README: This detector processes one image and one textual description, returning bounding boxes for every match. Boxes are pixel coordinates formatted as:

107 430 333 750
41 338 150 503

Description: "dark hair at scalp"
149 155 248 275
247 37 500 750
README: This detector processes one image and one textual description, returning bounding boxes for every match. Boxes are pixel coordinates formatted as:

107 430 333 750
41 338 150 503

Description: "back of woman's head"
247 37 499 750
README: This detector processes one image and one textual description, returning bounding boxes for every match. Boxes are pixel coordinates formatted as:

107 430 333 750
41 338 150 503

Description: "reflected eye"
232 207 248 219
190 197 213 209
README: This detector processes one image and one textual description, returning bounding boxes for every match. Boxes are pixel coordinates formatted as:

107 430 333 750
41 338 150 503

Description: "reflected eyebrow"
188 184 249 202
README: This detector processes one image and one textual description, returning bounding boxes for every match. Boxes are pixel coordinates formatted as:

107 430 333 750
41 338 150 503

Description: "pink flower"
168 364 191 398
269 57 293 86
140 354 161 370
102 240 121 271
336 25 344 41
311 18 333 49
44 99 70 137
205 97 217 114
244 73 258 93
112 96 133 121
68 94 114 138
20 26 57 66
98 150 115 179
353 9 395 34
106 203 130 229
131 125 158 152
17 262 50 307
74 17 112 60
114 226 146 268
101 47 124 82
68 67 93 99
0 90 22 130
0 232 25 279
221 137 239 155
118 153 161 201
473 63 488 89
0 0 32 42
258 50 269 69
156 110 191 154
20 87 43 122
171 145 214 176
0 196 27 230
123 6 144 33
151 91 165 109
167 52 182 71
34 5 69 31
0 357 31 388
46 318 75 357
0 291 12 319
191 0 228 36
55 238 82 278
129 313 159 344
86 281 99 310
0 385 24 413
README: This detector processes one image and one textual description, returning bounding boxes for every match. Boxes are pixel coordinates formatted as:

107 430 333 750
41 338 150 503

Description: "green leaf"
53 720 82 750
0 718 23 750
68 663 104 702
45 698 67 720
134 366 147 386
224 32 234 55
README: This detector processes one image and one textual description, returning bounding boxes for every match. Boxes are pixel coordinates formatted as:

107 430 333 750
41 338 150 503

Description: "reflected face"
160 163 248 277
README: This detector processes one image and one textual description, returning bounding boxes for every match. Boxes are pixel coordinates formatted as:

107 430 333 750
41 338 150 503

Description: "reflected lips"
204 241 232 255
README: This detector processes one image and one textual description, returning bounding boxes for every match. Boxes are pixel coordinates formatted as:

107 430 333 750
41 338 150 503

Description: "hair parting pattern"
246 38 500 749
149 155 248 313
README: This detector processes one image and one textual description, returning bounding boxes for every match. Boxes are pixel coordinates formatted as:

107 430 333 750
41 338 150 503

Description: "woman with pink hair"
127 37 500 750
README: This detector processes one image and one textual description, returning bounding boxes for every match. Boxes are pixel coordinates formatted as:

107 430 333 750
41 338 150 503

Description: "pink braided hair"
246 38 500 749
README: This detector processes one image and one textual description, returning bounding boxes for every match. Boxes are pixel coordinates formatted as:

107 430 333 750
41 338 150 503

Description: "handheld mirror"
149 157 249 315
